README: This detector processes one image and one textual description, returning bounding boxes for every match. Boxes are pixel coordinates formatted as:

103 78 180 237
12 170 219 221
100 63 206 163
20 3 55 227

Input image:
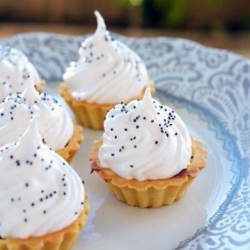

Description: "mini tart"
56 124 84 163
35 79 46 93
59 80 155 130
89 137 208 208
0 194 90 250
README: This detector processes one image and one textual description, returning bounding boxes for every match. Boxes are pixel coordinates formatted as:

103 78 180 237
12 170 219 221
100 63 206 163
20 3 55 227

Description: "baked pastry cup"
0 194 90 250
56 124 84 163
35 79 46 93
89 137 208 208
59 80 155 130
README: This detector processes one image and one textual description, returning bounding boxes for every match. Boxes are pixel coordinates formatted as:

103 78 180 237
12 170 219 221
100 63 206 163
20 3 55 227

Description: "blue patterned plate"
1 33 249 250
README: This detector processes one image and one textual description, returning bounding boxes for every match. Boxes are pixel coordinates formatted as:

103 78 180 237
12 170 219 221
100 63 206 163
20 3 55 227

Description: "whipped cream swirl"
99 88 192 181
0 84 73 151
0 117 84 239
63 11 150 104
0 45 41 102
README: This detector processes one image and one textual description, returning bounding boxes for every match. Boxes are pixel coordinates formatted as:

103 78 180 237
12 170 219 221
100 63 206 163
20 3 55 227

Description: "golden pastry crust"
59 80 155 130
0 194 90 250
89 137 208 208
56 124 84 163
35 80 46 93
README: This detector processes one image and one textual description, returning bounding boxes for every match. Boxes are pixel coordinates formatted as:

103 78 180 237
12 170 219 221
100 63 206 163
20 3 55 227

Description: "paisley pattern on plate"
1 33 249 249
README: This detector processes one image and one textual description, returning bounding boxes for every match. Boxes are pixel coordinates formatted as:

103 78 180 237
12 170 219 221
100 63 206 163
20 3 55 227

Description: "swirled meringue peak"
0 45 41 102
0 84 73 151
63 11 150 104
99 88 192 181
0 116 84 239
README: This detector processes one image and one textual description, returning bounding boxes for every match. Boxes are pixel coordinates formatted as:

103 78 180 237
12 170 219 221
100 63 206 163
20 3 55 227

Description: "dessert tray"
1 32 249 249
